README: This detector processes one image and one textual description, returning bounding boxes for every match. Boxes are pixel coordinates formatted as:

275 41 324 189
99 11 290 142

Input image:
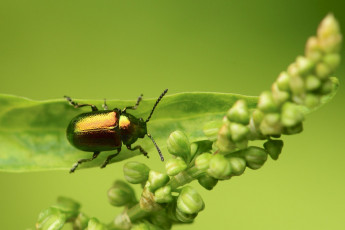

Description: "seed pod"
52 196 80 221
87 217 107 230
281 102 304 127
305 75 321 91
263 139 284 160
148 170 170 192
165 157 187 176
207 154 232 179
195 153 213 171
74 213 89 230
154 185 173 203
167 130 191 162
177 186 205 214
203 120 223 141
276 72 291 91
107 180 136 207
230 123 249 142
259 113 282 136
228 157 246 176
36 207 66 230
198 174 218 190
123 161 150 184
227 100 250 125
240 146 268 170
258 91 278 113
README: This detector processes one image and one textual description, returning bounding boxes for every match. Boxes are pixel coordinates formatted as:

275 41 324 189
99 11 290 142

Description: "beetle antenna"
147 133 164 161
146 89 168 123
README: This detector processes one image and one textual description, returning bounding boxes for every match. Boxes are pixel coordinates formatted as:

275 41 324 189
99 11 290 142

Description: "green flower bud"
241 146 268 170
282 122 303 135
167 130 191 161
289 75 305 95
228 157 246 176
258 91 278 113
87 217 106 230
203 120 223 141
287 63 299 77
296 56 315 76
281 102 304 127
107 180 136 207
230 123 249 142
272 83 290 105
276 72 291 91
235 139 248 149
259 113 282 136
198 174 218 190
165 157 187 176
123 161 150 184
148 170 170 192
252 109 264 128
52 196 80 221
320 78 334 95
305 37 322 62
216 124 236 154
227 100 250 125
323 53 341 71
177 186 205 214
175 207 198 223
154 185 173 203
36 207 66 230
305 75 321 91
317 14 342 53
316 62 332 80
263 139 284 160
74 213 89 230
195 153 213 171
207 154 232 179
304 94 320 108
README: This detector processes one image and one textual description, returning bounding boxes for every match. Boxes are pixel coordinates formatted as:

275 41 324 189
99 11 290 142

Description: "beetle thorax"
119 113 147 145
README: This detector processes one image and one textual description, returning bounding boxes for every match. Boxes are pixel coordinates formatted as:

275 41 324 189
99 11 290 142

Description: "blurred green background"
0 0 344 229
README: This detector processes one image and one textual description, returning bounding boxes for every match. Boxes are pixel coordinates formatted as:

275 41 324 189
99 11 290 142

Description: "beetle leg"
64 96 98 111
122 94 143 113
100 148 121 168
126 144 149 159
70 151 100 173
102 98 109 110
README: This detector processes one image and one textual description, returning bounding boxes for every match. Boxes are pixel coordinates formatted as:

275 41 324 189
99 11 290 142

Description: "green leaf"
0 80 338 172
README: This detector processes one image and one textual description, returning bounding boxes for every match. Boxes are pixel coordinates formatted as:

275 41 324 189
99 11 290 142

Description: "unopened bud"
195 153 213 171
148 170 170 192
36 207 66 230
123 161 150 184
165 157 187 176
108 180 136 207
230 123 249 142
240 146 268 170
203 120 223 141
228 157 246 176
227 100 250 125
177 186 205 214
87 217 107 230
207 154 232 179
281 102 304 127
263 139 284 160
305 75 321 91
167 131 191 162
198 174 218 190
258 91 278 113
154 185 173 203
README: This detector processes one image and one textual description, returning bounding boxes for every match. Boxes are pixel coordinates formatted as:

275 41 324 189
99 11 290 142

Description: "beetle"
65 89 168 173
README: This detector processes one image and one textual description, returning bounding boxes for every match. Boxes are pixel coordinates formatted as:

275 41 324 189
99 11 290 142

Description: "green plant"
0 14 341 230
